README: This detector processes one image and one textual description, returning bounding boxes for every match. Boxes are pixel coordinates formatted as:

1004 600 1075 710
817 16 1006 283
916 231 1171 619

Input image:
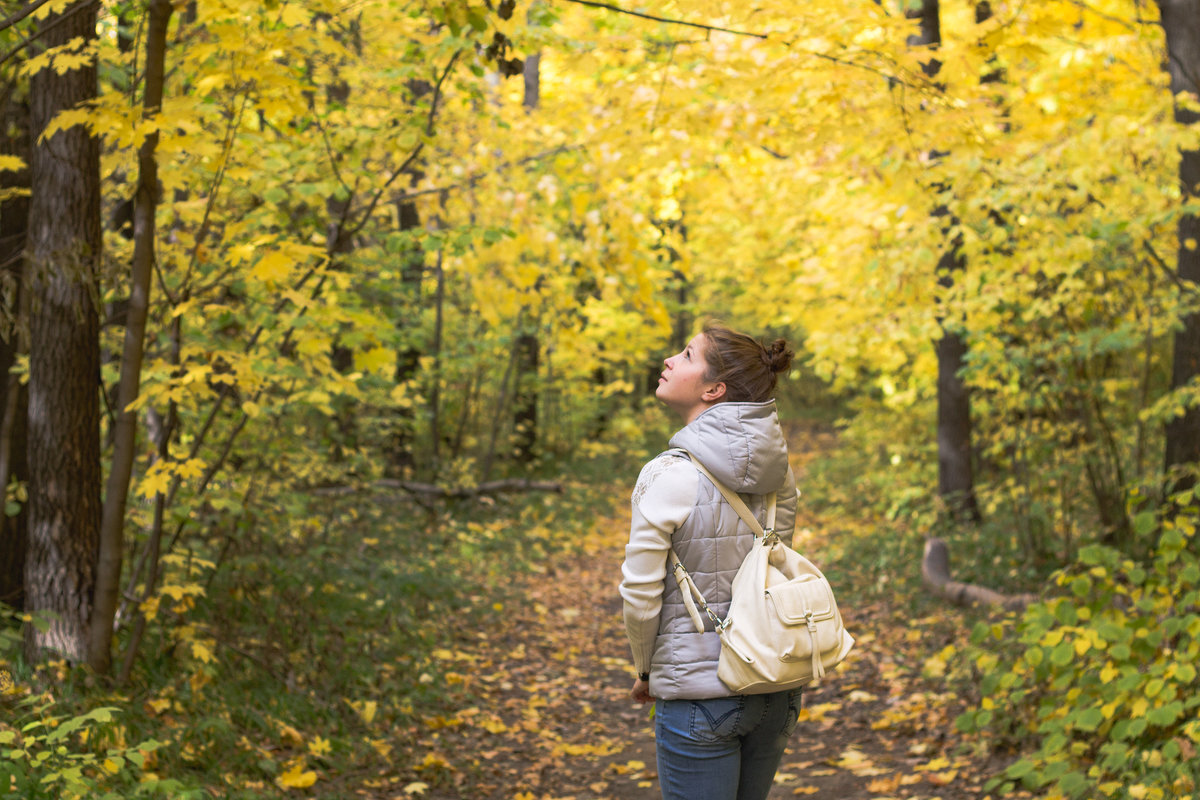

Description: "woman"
620 324 799 800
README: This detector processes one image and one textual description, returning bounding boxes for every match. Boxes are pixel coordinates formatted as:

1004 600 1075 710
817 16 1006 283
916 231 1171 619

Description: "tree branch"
0 0 99 70
344 48 462 239
0 0 56 34
560 0 768 39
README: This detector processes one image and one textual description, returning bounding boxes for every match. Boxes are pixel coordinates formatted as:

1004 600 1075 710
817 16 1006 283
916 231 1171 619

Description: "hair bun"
765 338 794 375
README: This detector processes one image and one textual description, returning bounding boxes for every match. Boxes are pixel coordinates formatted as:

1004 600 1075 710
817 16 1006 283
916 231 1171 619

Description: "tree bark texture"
935 250 980 522
24 0 102 662
90 0 173 674
1160 0 1200 484
0 78 30 610
909 0 980 522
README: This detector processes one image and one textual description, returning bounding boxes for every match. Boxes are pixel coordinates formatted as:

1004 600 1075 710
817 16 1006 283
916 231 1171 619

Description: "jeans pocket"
689 696 745 744
781 688 803 737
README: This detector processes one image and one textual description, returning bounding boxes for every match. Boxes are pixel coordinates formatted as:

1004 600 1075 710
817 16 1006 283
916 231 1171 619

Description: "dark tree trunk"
513 51 542 465
0 79 30 611
388 193 423 476
935 253 980 522
910 0 981 522
1160 0 1200 490
25 0 103 663
513 332 538 464
387 77 432 477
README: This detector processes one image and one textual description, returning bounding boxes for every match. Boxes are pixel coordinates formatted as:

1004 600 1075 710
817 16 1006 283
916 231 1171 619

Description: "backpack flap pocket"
767 576 841 660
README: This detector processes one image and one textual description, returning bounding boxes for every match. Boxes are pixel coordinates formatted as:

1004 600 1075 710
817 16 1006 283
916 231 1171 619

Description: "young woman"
620 324 800 800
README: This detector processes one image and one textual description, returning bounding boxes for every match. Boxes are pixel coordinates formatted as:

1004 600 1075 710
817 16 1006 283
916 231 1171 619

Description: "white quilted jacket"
620 400 797 699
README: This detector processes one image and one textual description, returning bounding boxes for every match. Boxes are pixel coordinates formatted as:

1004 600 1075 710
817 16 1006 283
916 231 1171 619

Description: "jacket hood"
668 400 790 494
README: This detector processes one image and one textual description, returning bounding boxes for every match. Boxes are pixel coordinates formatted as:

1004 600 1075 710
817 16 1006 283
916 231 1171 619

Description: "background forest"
1 0 1199 798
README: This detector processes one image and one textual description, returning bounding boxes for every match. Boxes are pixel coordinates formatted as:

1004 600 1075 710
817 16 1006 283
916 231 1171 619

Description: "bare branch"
344 48 462 239
0 0 56 34
560 0 768 39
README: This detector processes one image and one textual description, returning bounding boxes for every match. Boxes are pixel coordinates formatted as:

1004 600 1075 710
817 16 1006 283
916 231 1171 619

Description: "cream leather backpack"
668 454 854 694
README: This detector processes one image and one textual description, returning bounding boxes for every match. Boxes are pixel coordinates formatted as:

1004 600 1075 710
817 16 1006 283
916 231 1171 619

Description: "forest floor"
391 424 1025 800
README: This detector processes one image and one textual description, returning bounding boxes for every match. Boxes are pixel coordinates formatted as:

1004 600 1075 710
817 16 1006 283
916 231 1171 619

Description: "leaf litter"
385 424 1029 800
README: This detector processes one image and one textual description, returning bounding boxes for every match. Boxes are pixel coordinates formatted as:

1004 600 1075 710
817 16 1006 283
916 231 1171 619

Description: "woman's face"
656 333 724 423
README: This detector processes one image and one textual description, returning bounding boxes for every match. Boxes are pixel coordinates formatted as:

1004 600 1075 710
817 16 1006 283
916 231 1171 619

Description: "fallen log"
922 536 1037 612
313 478 563 498
379 478 563 498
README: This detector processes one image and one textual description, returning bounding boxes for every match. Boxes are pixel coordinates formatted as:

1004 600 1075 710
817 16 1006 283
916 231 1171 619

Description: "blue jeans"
654 689 802 800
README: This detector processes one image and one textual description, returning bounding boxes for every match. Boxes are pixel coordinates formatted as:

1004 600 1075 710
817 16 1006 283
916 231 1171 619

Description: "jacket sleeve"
619 456 697 675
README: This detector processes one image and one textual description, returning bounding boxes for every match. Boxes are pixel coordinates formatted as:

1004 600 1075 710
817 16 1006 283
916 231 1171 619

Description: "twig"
0 0 99 70
0 0 56 35
559 0 768 39
344 48 461 240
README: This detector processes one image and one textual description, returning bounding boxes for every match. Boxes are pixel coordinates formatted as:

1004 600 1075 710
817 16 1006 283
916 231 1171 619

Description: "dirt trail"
400 426 993 799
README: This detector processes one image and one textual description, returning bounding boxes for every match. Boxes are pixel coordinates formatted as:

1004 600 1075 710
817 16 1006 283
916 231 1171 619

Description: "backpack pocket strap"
669 548 723 634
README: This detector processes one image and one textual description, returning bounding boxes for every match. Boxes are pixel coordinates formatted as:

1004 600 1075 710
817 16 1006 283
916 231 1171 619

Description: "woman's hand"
630 677 653 704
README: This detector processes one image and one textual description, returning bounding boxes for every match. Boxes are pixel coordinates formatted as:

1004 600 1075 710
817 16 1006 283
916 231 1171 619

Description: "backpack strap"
668 451 777 633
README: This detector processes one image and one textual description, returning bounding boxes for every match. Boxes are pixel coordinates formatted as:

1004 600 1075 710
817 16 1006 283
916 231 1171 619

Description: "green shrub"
956 492 1200 799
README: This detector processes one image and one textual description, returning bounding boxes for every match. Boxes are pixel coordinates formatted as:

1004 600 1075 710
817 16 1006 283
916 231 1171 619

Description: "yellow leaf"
140 596 160 621
191 640 214 664
277 722 304 746
37 108 94 141
480 719 507 734
417 752 449 771
0 155 25 173
357 700 377 724
308 736 331 757
137 463 172 498
354 346 393 374
276 761 317 789
403 782 429 796
251 250 294 283
175 458 206 480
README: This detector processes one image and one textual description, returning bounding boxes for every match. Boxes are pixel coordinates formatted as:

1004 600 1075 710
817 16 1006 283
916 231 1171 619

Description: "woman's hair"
700 324 793 403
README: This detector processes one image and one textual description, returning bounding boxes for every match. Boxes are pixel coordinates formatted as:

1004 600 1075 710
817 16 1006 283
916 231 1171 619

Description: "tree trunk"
910 0 980 522
387 76 432 477
1160 0 1200 490
0 78 30 611
388 189 424 476
24 0 103 663
90 0 173 675
935 249 980 522
512 51 541 465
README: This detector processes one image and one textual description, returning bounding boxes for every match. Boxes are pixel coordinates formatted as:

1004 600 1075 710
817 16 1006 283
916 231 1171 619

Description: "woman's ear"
703 382 727 402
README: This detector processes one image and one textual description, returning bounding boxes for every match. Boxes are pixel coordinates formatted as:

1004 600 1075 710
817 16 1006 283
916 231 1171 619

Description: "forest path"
398 423 997 799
